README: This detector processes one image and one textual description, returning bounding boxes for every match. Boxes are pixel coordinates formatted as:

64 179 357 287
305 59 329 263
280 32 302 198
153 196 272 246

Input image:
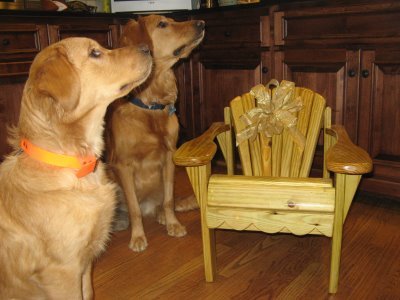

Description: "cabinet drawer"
0 24 48 77
0 61 33 77
203 17 261 47
201 48 260 68
48 24 119 49
275 10 400 45
0 25 41 53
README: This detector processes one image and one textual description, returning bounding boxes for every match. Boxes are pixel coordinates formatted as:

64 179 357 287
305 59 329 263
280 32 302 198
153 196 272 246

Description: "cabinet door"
274 48 360 141
189 11 268 137
359 49 400 196
48 24 119 48
0 24 48 160
174 56 195 143
274 48 360 173
195 49 264 136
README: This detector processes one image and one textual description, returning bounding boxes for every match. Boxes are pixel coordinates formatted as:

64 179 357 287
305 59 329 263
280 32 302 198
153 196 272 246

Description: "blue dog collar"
129 97 176 116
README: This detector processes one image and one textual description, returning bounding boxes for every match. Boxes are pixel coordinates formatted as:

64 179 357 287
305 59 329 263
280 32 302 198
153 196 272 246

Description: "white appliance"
111 0 200 13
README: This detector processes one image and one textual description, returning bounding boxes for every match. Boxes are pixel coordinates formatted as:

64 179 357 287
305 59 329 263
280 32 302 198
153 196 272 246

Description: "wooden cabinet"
185 8 270 137
273 2 400 197
274 48 350 133
1 1 400 198
358 49 400 195
0 23 49 156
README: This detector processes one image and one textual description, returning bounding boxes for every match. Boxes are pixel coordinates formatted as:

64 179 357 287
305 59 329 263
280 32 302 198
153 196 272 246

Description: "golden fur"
0 37 152 299
106 15 205 252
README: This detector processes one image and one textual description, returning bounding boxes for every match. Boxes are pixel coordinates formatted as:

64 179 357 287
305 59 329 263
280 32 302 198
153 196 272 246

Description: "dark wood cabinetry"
273 3 400 197
359 49 400 195
0 23 48 156
274 48 350 130
187 8 270 136
1 1 400 198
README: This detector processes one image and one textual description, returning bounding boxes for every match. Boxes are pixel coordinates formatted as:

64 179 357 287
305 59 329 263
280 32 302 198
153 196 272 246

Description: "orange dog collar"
20 139 98 178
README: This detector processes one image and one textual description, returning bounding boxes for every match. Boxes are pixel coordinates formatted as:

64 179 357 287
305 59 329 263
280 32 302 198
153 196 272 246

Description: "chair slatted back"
230 87 326 178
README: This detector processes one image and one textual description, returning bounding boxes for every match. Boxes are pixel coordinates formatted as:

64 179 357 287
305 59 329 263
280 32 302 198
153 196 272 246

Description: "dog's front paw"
129 236 148 252
167 223 187 237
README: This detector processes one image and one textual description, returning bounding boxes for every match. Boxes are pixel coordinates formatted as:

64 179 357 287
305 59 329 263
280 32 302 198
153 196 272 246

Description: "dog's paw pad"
167 223 187 237
129 236 148 252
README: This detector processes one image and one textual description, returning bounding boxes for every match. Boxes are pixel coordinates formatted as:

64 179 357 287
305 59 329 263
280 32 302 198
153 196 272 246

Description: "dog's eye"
157 21 168 28
89 49 102 58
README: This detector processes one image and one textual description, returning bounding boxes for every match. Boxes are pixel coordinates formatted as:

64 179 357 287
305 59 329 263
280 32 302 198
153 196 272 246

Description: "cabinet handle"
361 69 370 78
348 69 356 77
262 67 269 74
224 31 231 37
2 39 10 46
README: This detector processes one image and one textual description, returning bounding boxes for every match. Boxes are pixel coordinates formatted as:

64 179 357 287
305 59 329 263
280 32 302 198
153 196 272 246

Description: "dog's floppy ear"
119 18 153 52
34 46 80 112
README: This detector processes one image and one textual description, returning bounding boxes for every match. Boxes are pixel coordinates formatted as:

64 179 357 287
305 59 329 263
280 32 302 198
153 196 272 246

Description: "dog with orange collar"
0 37 152 299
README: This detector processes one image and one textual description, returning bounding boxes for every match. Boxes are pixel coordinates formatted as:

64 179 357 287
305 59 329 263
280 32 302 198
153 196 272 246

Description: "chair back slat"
299 91 326 177
289 88 315 177
279 128 295 177
271 133 283 176
230 86 326 178
242 93 262 176
230 96 254 176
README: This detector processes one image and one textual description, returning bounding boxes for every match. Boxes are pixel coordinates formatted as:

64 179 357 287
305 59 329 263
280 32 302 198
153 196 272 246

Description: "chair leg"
329 173 346 293
185 164 216 281
329 226 343 293
201 222 216 282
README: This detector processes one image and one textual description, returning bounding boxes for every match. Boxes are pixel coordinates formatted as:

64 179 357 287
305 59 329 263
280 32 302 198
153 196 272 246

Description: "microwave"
111 0 200 13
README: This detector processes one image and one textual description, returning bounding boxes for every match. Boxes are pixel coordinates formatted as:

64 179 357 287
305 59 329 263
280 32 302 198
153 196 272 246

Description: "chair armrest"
173 122 230 167
326 125 373 174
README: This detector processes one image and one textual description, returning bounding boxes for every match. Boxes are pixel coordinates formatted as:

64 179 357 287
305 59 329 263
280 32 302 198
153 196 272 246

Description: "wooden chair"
173 82 372 293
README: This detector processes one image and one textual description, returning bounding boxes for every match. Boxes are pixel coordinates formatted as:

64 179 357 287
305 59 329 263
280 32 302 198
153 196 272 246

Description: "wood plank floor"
93 167 400 299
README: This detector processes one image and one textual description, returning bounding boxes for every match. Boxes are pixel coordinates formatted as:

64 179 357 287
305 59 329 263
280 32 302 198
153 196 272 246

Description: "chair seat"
208 175 335 212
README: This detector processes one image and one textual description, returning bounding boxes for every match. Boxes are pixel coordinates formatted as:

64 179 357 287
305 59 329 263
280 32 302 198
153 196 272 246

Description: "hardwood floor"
93 167 400 299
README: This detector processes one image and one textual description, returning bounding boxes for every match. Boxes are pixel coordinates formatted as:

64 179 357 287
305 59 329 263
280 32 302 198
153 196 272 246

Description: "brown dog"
106 15 205 252
0 37 152 299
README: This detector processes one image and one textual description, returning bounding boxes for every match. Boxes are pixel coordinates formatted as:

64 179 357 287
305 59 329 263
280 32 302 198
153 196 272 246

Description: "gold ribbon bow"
236 79 305 151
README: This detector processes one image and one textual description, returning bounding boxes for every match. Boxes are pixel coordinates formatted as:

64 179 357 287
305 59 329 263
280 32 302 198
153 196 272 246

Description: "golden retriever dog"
106 15 205 252
0 37 152 299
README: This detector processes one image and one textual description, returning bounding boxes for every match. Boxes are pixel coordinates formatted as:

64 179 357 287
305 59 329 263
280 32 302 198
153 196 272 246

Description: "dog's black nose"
138 43 150 55
196 20 205 31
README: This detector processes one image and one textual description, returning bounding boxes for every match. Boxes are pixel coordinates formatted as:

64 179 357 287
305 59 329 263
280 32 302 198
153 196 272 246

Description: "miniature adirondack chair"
173 81 372 293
